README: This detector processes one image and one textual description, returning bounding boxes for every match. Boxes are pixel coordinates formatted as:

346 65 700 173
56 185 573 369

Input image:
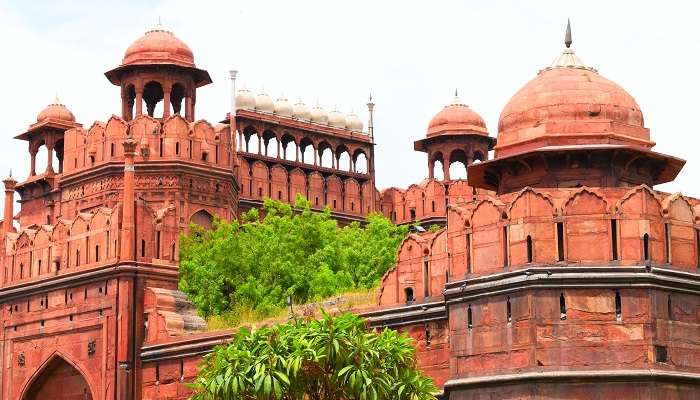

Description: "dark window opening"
76 249 80 266
557 222 565 261
668 295 673 320
643 233 650 262
141 239 146 258
258 187 263 197
89 155 95 166
467 304 473 329
19 263 23 279
423 260 430 298
615 290 622 321
560 292 567 320
110 143 115 156
189 140 193 159
425 325 432 346
159 137 164 157
466 233 472 274
278 190 282 200
664 223 671 264
410 209 416 221
84 288 87 300
404 287 414 304
655 345 668 363
156 231 161 259
351 202 354 211
611 219 618 261
502 226 509 267
431 201 435 213
201 152 208 162
38 259 42 274
315 197 319 206
333 199 337 209
95 245 100 262
507 296 512 323
171 242 176 261
526 235 533 263
175 142 180 155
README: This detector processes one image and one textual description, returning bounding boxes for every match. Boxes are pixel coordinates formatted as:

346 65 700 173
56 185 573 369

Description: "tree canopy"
179 196 408 317
190 312 437 400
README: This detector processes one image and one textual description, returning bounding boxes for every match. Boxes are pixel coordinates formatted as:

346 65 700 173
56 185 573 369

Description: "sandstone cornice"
444 265 700 304
140 331 235 362
444 369 700 391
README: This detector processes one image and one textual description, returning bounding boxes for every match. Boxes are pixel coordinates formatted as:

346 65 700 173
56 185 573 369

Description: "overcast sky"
1 0 699 196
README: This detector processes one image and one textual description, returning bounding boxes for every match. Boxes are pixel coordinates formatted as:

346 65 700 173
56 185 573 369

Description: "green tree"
190 313 437 400
179 196 408 318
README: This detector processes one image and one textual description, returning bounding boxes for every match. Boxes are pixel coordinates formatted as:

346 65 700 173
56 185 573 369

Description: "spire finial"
565 19 572 48
8 169 12 178
454 88 458 97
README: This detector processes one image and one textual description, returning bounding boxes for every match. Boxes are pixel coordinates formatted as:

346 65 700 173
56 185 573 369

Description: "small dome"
123 25 195 68
255 92 274 113
310 103 328 123
427 93 487 137
327 108 347 128
346 112 363 131
292 100 311 120
37 98 75 123
274 95 293 117
236 88 255 109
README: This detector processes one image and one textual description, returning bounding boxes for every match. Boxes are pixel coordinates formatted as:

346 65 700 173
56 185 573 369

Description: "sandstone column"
120 136 137 261
3 174 16 235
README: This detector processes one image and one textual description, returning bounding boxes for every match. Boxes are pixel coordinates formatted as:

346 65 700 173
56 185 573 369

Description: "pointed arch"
190 209 214 230
20 351 95 400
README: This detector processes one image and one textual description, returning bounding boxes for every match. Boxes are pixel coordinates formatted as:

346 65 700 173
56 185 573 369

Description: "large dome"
427 93 487 137
496 48 650 157
37 98 75 123
122 25 195 68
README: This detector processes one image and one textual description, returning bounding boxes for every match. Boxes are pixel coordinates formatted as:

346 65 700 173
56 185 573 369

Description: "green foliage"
179 196 408 317
428 224 442 233
190 313 437 400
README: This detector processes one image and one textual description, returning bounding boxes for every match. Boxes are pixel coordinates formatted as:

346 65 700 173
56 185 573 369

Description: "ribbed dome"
427 93 487 137
123 25 195 68
255 92 274 113
327 108 347 128
310 104 328 123
346 112 363 131
292 100 311 120
37 98 75 123
236 88 255 109
274 95 293 117
496 48 649 157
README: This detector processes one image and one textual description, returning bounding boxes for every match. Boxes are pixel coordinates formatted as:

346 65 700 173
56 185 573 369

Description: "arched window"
190 209 214 231
557 222 565 261
615 290 622 321
643 233 650 262
506 296 512 323
467 304 473 329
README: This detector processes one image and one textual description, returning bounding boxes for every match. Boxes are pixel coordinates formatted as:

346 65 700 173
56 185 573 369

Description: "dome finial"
565 19 572 48
454 88 458 97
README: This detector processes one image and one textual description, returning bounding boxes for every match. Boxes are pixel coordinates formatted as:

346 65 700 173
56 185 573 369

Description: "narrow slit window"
503 226 509 267
110 143 115 157
643 233 650 262
507 297 512 323
526 235 533 263
696 228 700 268
664 223 671 264
141 239 146 258
557 222 565 261
95 245 100 262
668 295 673 320
175 142 180 155
467 304 473 329
559 293 567 320
466 233 472 274
156 231 161 259
159 137 163 157
611 219 618 261
425 325 432 346
423 259 430 298
615 290 622 320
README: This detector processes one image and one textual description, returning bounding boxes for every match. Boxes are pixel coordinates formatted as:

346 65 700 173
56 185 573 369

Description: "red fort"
1 21 699 400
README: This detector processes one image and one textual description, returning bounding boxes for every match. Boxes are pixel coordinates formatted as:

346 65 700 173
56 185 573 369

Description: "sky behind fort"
1 0 699 195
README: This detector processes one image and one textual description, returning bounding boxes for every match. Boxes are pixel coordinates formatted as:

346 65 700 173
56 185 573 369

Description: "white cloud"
1 0 698 197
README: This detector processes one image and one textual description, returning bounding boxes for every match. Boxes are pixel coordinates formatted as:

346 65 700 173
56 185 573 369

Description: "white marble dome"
235 88 255 109
346 112 363 131
292 100 311 120
327 108 347 128
255 92 274 113
274 95 293 117
310 103 328 123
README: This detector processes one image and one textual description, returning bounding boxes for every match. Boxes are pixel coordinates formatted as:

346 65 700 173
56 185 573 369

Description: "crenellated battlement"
62 114 233 177
379 185 700 307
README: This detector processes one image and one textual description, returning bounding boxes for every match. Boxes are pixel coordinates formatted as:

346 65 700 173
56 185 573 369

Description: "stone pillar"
3 175 16 235
46 142 55 174
295 144 300 162
443 161 450 181
314 149 318 166
120 136 137 261
135 89 143 117
163 88 171 118
29 148 37 176
276 141 281 159
428 157 434 179
257 136 262 155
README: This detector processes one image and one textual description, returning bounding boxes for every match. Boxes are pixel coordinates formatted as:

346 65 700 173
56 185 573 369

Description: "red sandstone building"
1 20 699 400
